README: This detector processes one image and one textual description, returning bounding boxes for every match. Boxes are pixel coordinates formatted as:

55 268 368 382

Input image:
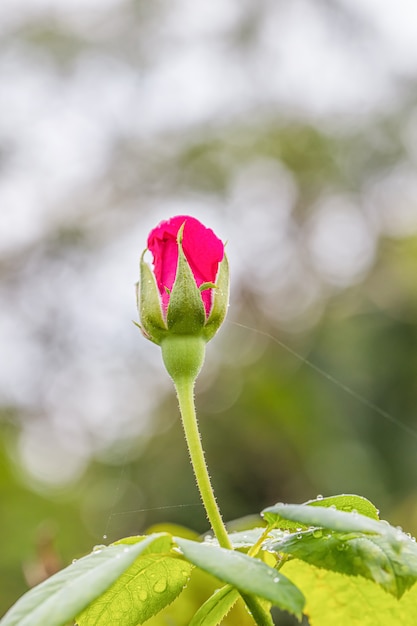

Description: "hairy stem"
175 378 232 550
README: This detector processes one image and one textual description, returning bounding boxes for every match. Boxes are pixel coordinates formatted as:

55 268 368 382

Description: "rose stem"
174 377 232 550
240 593 275 626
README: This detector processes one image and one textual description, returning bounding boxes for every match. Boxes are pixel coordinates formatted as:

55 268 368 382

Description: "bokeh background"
2 0 417 619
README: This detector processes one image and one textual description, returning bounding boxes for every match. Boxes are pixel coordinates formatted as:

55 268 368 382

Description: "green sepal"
199 282 217 292
167 225 206 335
203 253 229 342
138 251 167 345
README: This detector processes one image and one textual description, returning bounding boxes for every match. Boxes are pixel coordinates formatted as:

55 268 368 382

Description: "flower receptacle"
161 335 206 384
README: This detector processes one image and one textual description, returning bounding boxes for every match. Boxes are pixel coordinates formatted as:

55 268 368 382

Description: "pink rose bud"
137 215 229 382
147 215 224 318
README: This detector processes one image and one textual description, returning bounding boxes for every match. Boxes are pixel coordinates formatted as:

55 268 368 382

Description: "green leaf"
305 494 379 519
175 537 304 618
267 524 417 598
0 534 166 626
78 534 193 625
262 495 379 531
144 562 256 626
281 560 417 626
189 585 240 626
262 503 383 534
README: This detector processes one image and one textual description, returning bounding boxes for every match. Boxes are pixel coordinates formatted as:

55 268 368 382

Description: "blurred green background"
1 0 417 619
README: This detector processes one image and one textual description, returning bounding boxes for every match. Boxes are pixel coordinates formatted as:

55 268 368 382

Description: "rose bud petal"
147 215 224 317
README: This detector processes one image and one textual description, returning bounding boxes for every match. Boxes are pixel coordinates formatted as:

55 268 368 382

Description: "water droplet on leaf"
153 578 167 593
139 590 148 601
93 544 106 552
